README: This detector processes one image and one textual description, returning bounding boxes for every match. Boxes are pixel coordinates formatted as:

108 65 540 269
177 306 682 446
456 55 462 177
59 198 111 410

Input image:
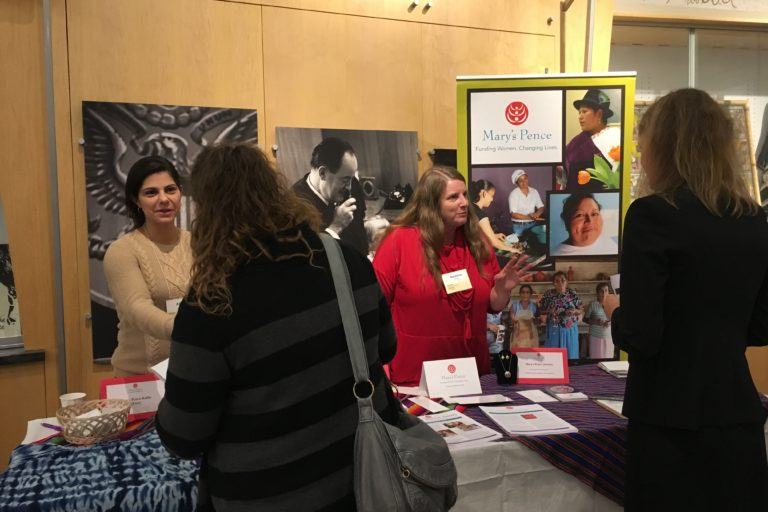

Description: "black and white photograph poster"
275 127 419 255
0 199 21 347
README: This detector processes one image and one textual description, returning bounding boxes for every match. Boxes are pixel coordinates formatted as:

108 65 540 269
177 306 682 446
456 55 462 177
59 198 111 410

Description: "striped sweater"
156 225 397 511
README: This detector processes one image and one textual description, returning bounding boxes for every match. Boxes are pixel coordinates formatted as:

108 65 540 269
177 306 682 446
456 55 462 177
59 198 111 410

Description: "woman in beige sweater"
104 156 191 376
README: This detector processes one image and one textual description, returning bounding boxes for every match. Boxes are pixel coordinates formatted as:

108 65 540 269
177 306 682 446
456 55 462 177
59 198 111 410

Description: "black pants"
625 419 768 512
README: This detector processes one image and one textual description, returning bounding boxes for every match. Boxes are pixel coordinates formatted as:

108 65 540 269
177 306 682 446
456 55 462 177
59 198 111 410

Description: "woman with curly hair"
373 166 532 385
156 142 398 512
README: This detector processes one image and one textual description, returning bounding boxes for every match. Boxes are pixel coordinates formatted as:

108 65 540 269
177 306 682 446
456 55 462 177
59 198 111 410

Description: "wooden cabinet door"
416 0 560 35
237 0 560 35
0 363 46 471
421 24 557 155
262 7 422 158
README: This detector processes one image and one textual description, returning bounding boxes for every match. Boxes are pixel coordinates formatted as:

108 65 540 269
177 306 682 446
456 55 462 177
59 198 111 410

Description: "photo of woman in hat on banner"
564 88 623 193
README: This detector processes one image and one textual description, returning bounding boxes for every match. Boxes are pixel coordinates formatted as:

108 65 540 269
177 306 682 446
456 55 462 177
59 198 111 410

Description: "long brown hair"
638 88 758 217
188 142 320 316
390 166 490 286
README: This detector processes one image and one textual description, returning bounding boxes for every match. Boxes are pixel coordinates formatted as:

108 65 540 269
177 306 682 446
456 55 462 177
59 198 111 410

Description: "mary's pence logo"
447 364 457 374
505 101 529 126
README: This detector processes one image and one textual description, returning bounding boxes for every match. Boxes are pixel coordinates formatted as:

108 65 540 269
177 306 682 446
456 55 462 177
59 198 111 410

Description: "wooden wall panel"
233 0 561 35
0 362 47 471
62 0 266 397
562 0 615 72
261 7 423 166
748 348 768 393
0 0 61 413
52 0 83 394
49 0 577 402
421 24 556 157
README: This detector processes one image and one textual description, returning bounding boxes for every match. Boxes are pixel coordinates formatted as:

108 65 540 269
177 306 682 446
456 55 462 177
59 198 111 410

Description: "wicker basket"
55 399 131 445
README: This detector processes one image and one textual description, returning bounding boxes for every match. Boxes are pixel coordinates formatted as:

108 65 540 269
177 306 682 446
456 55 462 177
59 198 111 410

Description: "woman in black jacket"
156 142 398 511
614 88 768 511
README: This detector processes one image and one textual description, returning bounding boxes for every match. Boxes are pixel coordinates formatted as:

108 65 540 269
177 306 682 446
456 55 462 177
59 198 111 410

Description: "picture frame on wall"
632 100 760 202
0 198 21 349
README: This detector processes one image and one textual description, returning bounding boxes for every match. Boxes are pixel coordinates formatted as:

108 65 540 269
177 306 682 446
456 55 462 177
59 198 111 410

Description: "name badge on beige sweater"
166 298 182 314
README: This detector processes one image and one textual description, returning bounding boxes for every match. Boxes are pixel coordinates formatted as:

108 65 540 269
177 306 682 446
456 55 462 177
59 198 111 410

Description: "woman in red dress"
373 166 531 385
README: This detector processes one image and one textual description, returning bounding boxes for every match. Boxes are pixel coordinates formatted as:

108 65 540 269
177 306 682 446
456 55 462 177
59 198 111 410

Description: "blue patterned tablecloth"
0 430 198 512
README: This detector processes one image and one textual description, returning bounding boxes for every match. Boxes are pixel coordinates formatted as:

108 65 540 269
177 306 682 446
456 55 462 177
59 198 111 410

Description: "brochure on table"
100 374 165 422
421 410 503 449
444 394 513 406
418 357 483 398
512 348 570 384
480 404 578 436
598 360 629 378
595 399 625 418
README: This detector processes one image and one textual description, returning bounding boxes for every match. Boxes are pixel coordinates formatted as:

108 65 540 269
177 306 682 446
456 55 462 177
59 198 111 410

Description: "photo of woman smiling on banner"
548 191 620 257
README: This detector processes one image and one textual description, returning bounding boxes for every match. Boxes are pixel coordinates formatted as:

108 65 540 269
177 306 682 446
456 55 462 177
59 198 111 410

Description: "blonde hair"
638 88 758 217
388 166 490 287
188 142 320 316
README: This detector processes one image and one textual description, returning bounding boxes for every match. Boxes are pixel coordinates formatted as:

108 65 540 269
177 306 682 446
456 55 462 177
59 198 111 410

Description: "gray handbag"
320 234 458 512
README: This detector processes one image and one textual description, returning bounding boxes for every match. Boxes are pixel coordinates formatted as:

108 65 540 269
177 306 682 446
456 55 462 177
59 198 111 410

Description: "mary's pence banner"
470 90 563 165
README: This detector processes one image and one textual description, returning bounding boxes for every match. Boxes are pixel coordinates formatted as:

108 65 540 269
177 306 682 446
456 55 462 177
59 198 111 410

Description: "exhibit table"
1 365 766 512
451 365 768 511
452 441 621 512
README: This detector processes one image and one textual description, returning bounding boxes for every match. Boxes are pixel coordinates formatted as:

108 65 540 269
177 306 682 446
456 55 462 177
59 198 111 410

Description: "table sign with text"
100 374 165 422
419 357 482 398
512 348 569 384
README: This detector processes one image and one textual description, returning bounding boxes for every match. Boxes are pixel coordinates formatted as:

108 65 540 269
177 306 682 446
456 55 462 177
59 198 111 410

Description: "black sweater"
156 225 397 511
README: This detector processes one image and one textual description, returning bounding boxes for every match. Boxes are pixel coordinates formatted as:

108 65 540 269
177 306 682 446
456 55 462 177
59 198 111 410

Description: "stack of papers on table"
598 360 629 378
594 399 625 418
480 404 578 436
545 387 589 402
516 389 558 403
420 410 502 449
443 394 512 405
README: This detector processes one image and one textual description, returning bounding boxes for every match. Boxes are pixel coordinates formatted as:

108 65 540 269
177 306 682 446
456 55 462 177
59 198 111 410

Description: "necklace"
499 353 513 379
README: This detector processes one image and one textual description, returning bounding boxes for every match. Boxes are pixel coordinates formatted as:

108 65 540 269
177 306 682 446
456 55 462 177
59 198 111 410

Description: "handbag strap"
319 235 376 421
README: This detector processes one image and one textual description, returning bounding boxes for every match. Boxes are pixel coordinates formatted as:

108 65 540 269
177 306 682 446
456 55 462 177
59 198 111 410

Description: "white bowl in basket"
55 398 131 445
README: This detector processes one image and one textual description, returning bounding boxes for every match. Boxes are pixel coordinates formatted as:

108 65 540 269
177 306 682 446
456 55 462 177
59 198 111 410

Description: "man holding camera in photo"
292 137 368 255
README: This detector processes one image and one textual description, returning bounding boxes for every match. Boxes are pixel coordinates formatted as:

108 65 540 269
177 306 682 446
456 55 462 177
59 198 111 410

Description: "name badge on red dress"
441 269 472 294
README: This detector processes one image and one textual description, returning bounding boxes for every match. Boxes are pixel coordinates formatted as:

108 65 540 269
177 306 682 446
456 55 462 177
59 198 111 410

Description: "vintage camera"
358 176 378 200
